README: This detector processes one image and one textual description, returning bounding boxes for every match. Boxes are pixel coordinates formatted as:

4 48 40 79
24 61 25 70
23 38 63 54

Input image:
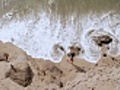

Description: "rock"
93 35 112 46
0 52 9 62
103 53 107 57
5 61 34 87
45 66 64 88
38 61 63 77
36 61 64 87
51 79 63 88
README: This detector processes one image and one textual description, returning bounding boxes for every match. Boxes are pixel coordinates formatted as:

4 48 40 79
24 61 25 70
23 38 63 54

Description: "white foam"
0 11 120 63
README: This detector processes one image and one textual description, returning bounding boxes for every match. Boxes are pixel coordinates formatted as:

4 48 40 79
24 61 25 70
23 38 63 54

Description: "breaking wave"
0 10 120 63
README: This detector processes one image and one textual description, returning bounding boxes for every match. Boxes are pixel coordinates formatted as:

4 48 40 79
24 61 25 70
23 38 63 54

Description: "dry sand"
0 41 120 90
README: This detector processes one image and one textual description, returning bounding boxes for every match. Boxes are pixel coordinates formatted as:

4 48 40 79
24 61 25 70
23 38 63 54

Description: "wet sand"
0 42 120 90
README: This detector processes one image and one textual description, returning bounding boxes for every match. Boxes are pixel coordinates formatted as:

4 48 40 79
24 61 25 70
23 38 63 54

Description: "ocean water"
0 0 120 63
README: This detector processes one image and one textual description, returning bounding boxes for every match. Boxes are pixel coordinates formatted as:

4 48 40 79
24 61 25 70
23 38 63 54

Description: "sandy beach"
0 42 119 90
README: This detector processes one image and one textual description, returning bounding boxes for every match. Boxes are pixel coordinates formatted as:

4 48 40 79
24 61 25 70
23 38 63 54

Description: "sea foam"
0 11 120 63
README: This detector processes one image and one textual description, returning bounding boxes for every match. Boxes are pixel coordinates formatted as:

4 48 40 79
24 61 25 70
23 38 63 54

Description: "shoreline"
0 41 120 90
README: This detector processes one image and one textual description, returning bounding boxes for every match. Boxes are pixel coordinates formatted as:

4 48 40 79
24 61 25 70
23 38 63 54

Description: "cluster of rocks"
92 35 113 46
0 51 65 88
0 52 34 87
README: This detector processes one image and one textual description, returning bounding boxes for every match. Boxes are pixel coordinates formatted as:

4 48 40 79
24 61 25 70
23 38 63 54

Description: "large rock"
5 61 34 87
93 35 112 46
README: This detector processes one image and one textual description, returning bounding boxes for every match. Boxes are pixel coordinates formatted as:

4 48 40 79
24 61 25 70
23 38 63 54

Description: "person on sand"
66 46 81 64
67 52 75 64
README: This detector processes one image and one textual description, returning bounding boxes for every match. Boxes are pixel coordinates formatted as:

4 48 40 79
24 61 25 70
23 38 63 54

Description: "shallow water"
0 0 120 63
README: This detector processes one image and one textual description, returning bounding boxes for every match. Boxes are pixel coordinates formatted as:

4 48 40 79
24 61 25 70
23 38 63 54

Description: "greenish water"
0 0 120 18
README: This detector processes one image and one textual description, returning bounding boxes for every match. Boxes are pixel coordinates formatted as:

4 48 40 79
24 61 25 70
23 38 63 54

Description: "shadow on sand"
72 63 86 73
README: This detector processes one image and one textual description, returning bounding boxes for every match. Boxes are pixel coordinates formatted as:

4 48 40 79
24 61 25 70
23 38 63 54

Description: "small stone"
0 52 9 62
111 57 115 60
103 53 107 57
59 81 63 88
95 63 98 66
